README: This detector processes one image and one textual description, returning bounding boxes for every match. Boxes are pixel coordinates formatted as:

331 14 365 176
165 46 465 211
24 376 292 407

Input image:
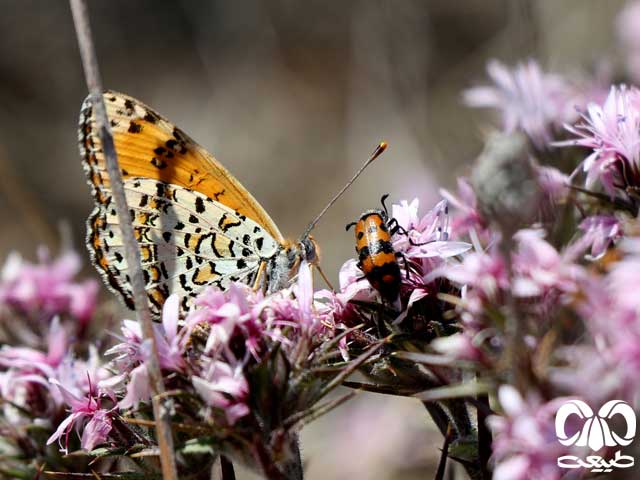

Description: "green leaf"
448 435 479 463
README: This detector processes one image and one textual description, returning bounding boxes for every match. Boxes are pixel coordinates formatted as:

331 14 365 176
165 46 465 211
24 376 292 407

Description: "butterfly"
79 91 322 315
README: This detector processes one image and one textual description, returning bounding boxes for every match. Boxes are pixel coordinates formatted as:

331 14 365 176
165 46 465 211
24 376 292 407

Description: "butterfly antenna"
302 141 388 238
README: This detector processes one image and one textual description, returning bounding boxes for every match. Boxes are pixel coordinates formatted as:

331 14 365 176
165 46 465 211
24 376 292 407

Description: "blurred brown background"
0 1 628 478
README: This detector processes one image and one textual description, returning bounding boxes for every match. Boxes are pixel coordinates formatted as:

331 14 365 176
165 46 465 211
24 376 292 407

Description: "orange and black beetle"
346 194 414 302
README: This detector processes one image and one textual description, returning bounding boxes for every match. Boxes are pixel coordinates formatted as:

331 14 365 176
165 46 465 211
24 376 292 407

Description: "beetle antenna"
302 141 387 238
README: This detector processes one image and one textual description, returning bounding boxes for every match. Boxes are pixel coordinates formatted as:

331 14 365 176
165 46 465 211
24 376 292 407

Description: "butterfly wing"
79 91 285 314
88 178 280 314
79 91 284 243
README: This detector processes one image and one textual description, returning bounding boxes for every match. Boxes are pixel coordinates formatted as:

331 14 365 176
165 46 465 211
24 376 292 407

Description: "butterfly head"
299 235 319 265
279 236 320 270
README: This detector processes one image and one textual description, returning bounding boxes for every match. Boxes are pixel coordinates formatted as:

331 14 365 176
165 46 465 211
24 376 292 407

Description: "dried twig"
68 1 178 478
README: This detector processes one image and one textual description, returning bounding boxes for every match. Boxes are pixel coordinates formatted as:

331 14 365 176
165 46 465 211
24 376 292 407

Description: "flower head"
488 386 574 480
576 214 622 260
559 85 640 196
439 177 488 239
0 248 98 325
46 376 114 453
192 359 249 425
512 229 585 299
464 59 576 147
108 295 187 409
186 283 264 358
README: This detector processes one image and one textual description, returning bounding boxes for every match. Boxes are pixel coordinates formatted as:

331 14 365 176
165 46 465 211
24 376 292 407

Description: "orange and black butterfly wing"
79 91 284 314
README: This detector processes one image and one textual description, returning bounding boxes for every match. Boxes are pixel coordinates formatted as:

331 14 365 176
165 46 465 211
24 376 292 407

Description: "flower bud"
471 132 542 236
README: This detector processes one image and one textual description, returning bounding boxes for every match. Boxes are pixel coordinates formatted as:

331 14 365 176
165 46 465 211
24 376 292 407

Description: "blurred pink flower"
556 248 640 404
0 248 98 325
576 214 621 260
118 363 151 410
489 386 572 480
47 377 114 453
430 332 488 364
558 85 640 196
0 317 110 416
0 316 67 380
536 165 570 204
512 229 584 298
464 59 576 147
607 239 640 314
192 360 249 425
439 249 508 325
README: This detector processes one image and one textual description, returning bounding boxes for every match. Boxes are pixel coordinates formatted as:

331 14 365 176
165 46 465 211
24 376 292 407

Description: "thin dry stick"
68 1 178 478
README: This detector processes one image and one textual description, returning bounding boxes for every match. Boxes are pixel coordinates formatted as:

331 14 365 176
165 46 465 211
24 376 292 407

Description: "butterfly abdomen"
353 210 401 302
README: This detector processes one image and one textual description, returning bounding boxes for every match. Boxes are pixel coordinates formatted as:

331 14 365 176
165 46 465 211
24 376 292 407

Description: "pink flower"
47 377 114 453
118 363 151 410
607 239 640 314
0 316 68 380
512 229 584 299
391 199 471 262
488 386 573 480
0 317 110 416
108 294 186 372
192 360 249 425
464 59 576 147
439 177 487 239
336 259 377 306
186 284 264 358
536 165 569 204
558 85 640 196
576 214 621 260
439 249 508 323
0 248 98 325
430 332 487 364
108 295 186 409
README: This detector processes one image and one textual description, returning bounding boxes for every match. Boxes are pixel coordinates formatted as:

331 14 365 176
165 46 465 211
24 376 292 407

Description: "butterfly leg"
313 263 335 291
252 260 268 292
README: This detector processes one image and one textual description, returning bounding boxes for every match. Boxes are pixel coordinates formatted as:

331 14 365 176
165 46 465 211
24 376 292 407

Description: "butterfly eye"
300 238 318 264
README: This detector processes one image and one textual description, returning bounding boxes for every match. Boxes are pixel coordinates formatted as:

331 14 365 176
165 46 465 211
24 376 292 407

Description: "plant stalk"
68 1 178 477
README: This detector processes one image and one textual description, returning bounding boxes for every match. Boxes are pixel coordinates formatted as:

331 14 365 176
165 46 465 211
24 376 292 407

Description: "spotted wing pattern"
89 178 280 314
79 91 285 314
80 91 284 242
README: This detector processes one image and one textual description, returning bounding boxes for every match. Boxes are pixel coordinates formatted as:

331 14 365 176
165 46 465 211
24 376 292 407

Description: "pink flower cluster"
8 17 640 475
0 248 98 325
558 85 640 197
464 60 578 148
0 315 114 452
489 386 576 480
